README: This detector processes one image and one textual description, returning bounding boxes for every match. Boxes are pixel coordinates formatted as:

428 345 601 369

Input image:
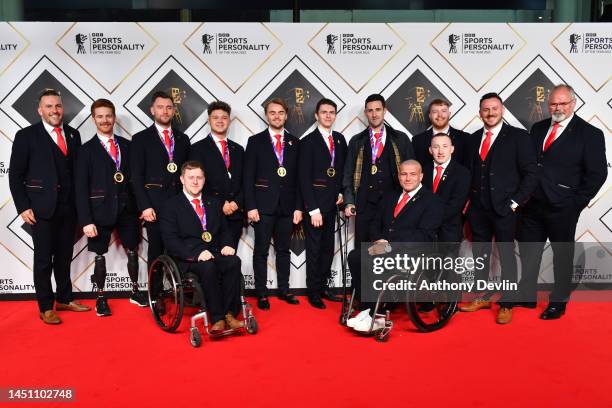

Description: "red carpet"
2 298 612 407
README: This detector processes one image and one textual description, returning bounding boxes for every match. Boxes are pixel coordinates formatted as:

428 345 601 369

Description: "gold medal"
113 171 124 183
371 164 378 175
202 231 212 242
167 162 178 173
277 166 287 177
326 167 336 177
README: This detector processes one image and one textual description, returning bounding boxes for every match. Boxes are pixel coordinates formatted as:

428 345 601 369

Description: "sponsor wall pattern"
0 22 610 296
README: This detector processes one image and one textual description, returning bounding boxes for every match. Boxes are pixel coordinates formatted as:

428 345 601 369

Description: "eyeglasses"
548 100 574 108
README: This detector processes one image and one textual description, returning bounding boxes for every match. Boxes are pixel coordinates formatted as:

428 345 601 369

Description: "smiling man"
460 92 537 324
243 98 302 310
9 88 90 324
518 84 607 320
130 91 191 273
411 99 469 167
189 101 244 250
299 98 347 309
342 94 414 245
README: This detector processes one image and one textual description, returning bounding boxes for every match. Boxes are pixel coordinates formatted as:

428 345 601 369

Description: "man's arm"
8 129 31 215
512 129 538 206
159 201 202 262
129 133 153 212
342 136 359 206
576 126 607 209
74 146 94 227
243 136 258 212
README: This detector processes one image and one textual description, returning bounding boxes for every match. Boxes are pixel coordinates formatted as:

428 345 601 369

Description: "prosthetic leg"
127 249 148 307
92 255 111 317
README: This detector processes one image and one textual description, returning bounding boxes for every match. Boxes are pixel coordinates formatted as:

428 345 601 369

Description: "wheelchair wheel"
246 316 258 334
148 255 184 332
189 327 202 348
406 268 458 332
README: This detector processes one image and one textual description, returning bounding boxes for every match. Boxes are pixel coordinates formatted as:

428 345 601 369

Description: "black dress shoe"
514 301 537 309
321 289 343 302
257 296 270 311
540 304 566 320
278 292 300 305
308 295 326 309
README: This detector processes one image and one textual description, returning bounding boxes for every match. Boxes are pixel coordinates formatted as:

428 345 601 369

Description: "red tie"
328 135 334 154
274 134 282 156
192 198 204 220
53 127 67 156
433 165 443 193
480 131 493 161
543 122 561 152
163 129 171 152
220 139 230 169
393 193 410 218
108 138 118 162
375 132 383 158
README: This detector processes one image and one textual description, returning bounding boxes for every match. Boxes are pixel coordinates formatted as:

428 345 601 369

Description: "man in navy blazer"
75 99 146 317
299 98 347 309
160 161 243 332
342 94 414 244
518 84 607 319
422 133 470 250
243 98 303 310
412 99 470 167
130 91 190 271
346 160 444 332
189 101 244 249
9 88 90 324
459 92 538 325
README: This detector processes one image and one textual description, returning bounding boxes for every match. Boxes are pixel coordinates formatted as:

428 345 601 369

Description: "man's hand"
221 246 235 256
311 213 323 228
20 209 36 225
223 201 234 216
140 208 156 222
83 224 98 238
345 204 355 218
248 209 260 223
198 250 214 262
229 201 239 212
336 194 344 206
293 210 303 224
368 240 389 256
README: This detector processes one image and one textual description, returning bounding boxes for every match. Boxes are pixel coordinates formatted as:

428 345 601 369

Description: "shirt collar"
42 120 63 134
183 190 202 203
432 126 450 135
97 133 114 143
432 158 451 170
210 133 228 143
403 183 422 198
552 113 574 128
155 122 172 137
318 126 332 137
268 128 285 139
484 121 503 137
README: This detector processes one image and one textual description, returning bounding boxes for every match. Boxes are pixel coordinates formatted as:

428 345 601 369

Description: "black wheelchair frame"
147 255 258 347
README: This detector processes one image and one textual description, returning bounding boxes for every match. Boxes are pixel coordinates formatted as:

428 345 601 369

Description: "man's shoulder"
132 125 155 141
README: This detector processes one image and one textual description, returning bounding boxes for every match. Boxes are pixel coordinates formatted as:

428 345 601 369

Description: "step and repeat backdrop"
0 22 610 297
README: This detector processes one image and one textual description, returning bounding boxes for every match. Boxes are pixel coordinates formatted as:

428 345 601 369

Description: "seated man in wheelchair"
159 160 243 333
347 160 443 332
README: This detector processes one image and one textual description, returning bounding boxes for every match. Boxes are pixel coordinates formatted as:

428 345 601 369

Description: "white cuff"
309 208 321 216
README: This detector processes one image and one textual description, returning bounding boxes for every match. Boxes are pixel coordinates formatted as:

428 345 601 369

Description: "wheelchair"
147 255 258 347
338 240 459 342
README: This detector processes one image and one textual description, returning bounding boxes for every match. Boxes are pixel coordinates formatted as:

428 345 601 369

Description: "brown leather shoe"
39 310 61 325
56 301 91 312
459 299 491 312
225 313 244 330
210 320 226 333
496 307 513 324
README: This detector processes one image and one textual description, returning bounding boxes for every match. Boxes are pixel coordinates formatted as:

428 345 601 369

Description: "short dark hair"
428 98 450 113
315 98 337 113
90 98 116 117
151 91 173 106
181 160 205 176
431 132 453 145
365 94 386 108
208 101 231 116
38 88 61 104
479 92 503 106
264 97 288 114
